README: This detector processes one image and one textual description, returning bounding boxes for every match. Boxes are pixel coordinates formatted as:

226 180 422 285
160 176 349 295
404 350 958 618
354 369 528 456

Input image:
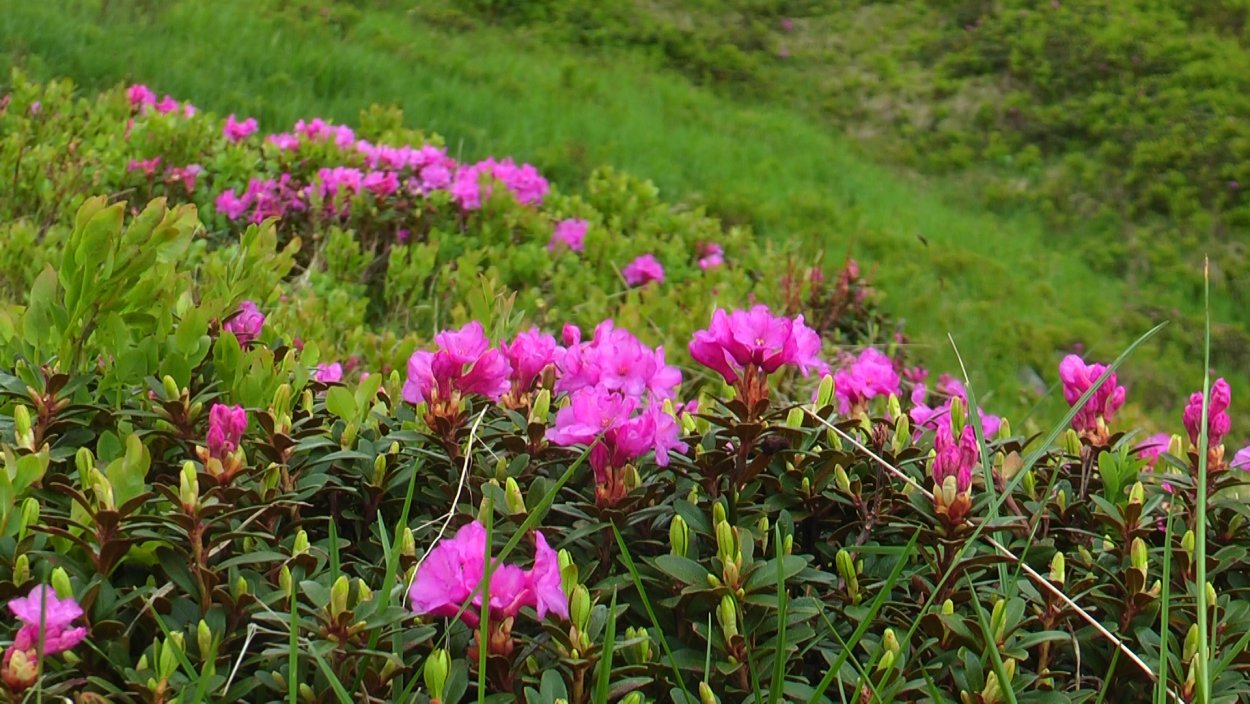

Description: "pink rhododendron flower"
244 174 305 222
833 348 901 415
909 378 1000 439
314 362 343 384
267 132 300 151
1232 446 1250 471
1183 378 1232 446
215 189 251 220
933 424 978 494
127 84 156 110
154 95 180 114
546 387 687 487
502 328 559 392
223 300 265 343
206 404 247 461
5 586 87 666
690 306 826 385
396 228 411 244
1059 355 1126 435
622 254 664 287
363 170 400 198
557 320 682 401
402 322 511 405
165 164 203 192
408 521 567 627
1137 433 1171 468
223 114 258 142
182 103 198 118
127 157 162 177
697 242 724 270
548 218 588 253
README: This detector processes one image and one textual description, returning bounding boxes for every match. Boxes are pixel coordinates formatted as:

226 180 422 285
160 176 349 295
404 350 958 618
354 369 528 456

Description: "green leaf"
325 386 357 422
653 554 711 586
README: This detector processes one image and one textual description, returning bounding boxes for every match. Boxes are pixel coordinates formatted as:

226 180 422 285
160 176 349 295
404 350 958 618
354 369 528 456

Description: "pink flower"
165 164 203 193
267 133 300 151
223 114 259 142
1232 446 1250 471
314 362 344 384
363 170 400 198
502 328 559 392
546 387 687 482
909 378 1000 439
1059 355 1126 434
215 189 252 220
548 219 588 253
1183 378 1232 446
154 96 179 114
933 424 978 494
689 306 826 384
697 242 724 270
833 348 900 415
557 320 682 401
408 521 567 627
206 404 247 461
1137 433 1172 468
127 84 156 110
223 300 265 344
402 322 512 404
5 586 87 659
622 254 664 287
127 157 162 177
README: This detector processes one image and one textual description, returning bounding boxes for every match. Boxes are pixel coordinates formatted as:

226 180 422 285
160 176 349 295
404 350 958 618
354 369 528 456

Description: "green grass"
0 0 1157 425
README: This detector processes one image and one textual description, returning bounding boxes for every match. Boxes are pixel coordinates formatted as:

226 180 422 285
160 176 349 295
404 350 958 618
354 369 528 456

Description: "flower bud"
1049 552 1065 586
423 647 451 701
17 497 39 541
686 486 699 504
882 628 900 655
197 619 213 658
12 554 29 584
301 389 314 414
529 389 551 424
494 457 508 481
1182 530 1195 559
233 575 248 599
401 528 416 558
1056 488 1068 513
699 681 719 704
51 567 72 599
75 446 94 479
299 683 315 701
1128 481 1144 506
876 650 895 674
1168 434 1184 458
1206 582 1217 608
372 454 387 485
949 396 966 435
1184 623 1200 662
1060 428 1082 456
89 468 115 510
783 534 793 556
836 549 859 603
504 477 526 516
834 464 851 494
621 693 644 704
161 375 180 400
292 530 310 556
179 461 199 511
161 633 184 679
279 565 293 596
996 418 1011 440
341 421 358 448
330 575 350 616
1021 469 1035 498
570 585 591 632
715 520 736 566
1102 535 1114 553
1130 537 1148 573
717 595 739 641
990 599 1007 643
815 374 835 408
13 404 32 444
355 578 372 605
756 516 770 555
669 515 690 557
892 414 910 453
558 549 578 594
712 501 727 526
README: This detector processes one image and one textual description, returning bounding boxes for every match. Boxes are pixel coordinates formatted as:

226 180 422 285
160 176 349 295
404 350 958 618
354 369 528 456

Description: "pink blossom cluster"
5 586 87 659
501 328 560 393
548 218 588 253
314 362 344 384
408 521 567 627
206 404 247 462
403 322 512 405
697 242 724 270
223 114 258 142
1183 377 1232 447
546 386 687 487
690 305 825 384
622 254 665 287
932 423 978 495
449 157 549 210
557 321 682 401
164 164 203 193
833 347 900 415
126 84 195 117
223 300 266 343
215 175 307 223
1059 355 1126 436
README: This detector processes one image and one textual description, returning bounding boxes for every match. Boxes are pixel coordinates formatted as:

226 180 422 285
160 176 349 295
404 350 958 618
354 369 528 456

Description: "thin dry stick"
405 407 489 601
808 410 1181 702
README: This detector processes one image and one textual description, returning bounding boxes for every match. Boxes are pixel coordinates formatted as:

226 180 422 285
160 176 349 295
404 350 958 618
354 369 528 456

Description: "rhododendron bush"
0 203 1247 702
3 81 1250 703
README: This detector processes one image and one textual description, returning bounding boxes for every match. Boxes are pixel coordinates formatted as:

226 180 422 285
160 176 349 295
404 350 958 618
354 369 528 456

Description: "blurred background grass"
2 0 1245 433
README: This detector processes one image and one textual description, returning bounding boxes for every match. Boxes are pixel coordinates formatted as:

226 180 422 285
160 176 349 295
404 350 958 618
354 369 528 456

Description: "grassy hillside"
0 0 1223 430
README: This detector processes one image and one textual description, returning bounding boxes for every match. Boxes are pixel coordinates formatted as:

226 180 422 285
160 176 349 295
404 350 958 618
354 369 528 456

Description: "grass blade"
1195 258 1211 703
963 575 1018 704
768 524 789 704
478 498 494 704
610 521 694 703
592 587 619 704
